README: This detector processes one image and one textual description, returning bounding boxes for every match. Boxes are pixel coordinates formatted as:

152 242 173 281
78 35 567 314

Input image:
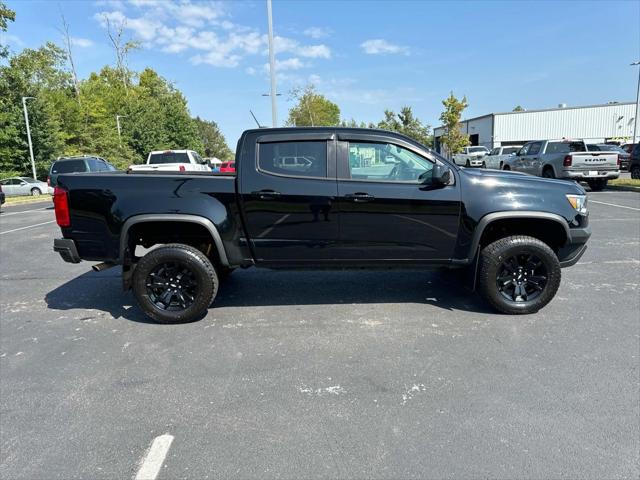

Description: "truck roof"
149 150 196 154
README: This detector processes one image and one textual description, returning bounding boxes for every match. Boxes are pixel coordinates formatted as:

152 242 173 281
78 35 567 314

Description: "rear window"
546 142 586 154
51 160 87 174
259 141 327 178
148 152 190 164
502 147 519 155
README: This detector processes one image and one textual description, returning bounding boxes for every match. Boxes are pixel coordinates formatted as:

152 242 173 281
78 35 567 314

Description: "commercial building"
433 101 636 155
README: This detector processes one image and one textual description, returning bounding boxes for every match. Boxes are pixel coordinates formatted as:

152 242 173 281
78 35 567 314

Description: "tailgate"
569 152 618 170
130 163 187 171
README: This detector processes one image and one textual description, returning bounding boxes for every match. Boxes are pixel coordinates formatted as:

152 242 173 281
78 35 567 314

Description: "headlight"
566 194 587 214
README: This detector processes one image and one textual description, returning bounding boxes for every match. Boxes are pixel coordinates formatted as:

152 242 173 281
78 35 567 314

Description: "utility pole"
266 0 277 127
116 115 127 146
632 61 640 144
22 97 37 180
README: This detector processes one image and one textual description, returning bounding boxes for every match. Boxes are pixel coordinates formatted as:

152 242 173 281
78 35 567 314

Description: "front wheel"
477 235 561 314
31 188 41 196
132 244 218 323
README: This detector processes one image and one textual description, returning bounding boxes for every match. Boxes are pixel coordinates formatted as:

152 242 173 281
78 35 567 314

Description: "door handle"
344 192 374 202
252 189 281 200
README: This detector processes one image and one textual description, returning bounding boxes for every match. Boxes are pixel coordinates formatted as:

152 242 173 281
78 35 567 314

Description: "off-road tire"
132 243 218 323
478 235 561 315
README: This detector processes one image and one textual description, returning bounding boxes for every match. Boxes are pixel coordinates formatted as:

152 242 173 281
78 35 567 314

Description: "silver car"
0 177 52 196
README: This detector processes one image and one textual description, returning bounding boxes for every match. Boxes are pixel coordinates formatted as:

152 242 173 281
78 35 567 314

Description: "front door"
335 136 461 263
239 133 339 264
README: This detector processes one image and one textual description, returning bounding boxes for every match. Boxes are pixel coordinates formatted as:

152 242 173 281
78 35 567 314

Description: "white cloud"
94 2 331 69
360 39 409 55
303 26 330 39
70 37 94 48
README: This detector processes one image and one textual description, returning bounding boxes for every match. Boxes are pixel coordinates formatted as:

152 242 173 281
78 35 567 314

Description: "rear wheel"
630 166 640 180
587 179 607 191
542 167 555 178
478 235 561 315
503 165 511 171
132 243 218 323
30 187 41 196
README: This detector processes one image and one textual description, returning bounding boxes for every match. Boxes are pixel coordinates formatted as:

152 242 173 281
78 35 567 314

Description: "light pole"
22 96 37 180
116 115 128 146
632 61 640 144
266 0 277 127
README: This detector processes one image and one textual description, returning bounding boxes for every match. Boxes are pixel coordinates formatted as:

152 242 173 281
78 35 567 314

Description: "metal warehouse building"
433 101 636 155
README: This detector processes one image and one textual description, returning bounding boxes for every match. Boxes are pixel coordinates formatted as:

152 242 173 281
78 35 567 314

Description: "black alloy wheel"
146 262 198 311
496 253 548 303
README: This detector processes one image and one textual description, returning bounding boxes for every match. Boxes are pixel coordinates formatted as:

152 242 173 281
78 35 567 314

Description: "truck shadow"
44 267 493 323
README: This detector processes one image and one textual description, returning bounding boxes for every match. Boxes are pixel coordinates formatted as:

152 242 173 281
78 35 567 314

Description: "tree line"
0 3 233 179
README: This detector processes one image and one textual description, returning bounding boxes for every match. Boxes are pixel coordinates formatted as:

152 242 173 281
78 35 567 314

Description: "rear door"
239 131 339 264
335 133 461 262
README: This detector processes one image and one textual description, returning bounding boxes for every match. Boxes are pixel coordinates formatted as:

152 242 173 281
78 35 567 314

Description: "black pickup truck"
53 128 591 323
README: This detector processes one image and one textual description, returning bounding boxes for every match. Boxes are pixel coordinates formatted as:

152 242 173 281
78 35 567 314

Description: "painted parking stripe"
589 200 640 212
1 207 50 216
135 434 174 480
0 220 56 235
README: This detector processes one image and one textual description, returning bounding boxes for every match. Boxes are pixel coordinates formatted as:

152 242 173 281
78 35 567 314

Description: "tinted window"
20 177 38 183
52 160 87 174
518 144 530 156
348 142 433 183
148 152 190 164
587 144 599 151
528 142 542 155
87 159 107 171
259 141 327 178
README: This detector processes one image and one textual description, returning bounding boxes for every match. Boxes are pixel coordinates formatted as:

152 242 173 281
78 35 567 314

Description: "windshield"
148 152 190 164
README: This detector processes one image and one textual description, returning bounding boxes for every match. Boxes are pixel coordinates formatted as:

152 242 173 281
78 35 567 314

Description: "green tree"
439 92 469 156
513 105 525 112
193 117 233 161
0 1 16 59
377 106 432 147
286 84 340 126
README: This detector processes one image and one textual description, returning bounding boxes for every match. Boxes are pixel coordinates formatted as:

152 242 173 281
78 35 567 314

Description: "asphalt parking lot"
1 191 639 479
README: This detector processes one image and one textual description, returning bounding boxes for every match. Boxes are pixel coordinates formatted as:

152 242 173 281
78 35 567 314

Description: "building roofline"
433 101 635 132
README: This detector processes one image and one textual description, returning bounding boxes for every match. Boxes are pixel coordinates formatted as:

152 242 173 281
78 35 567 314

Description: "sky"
2 0 639 145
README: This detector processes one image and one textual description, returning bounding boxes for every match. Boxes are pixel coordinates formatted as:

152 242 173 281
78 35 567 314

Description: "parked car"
502 139 619 191
628 144 640 179
452 146 490 167
219 161 236 173
53 127 591 323
0 177 51 196
484 145 522 170
129 150 210 172
49 156 117 188
587 144 629 171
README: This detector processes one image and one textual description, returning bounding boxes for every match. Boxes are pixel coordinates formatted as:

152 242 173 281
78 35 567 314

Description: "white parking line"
589 200 640 211
0 220 56 235
135 434 174 480
1 207 50 216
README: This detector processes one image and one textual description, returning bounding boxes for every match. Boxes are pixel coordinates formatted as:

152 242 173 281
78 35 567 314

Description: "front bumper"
562 170 619 180
54 238 81 264
468 158 485 167
557 226 591 267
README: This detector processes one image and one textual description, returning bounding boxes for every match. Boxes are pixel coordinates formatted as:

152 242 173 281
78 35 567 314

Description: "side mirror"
431 164 451 186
